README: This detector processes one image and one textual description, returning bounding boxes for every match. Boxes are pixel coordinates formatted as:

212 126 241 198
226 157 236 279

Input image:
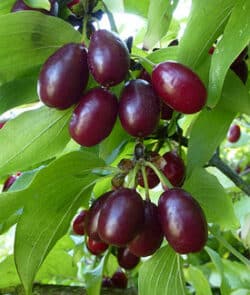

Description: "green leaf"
208 0 250 107
205 247 231 295
124 0 149 18
177 0 235 69
24 0 51 10
99 120 130 164
0 256 20 288
186 105 235 177
0 107 72 177
138 246 186 295
85 254 108 295
0 12 81 84
184 167 238 230
143 0 178 50
0 0 13 15
0 66 39 115
185 265 212 295
14 151 104 294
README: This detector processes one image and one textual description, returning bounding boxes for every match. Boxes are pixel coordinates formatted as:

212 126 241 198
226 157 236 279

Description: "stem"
141 166 150 200
127 163 139 189
145 161 173 189
209 225 250 267
101 1 118 33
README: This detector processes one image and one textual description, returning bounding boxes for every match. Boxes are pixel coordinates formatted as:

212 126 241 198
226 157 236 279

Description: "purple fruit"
117 247 140 270
119 79 161 137
158 188 208 254
38 43 89 109
69 87 118 146
88 29 130 87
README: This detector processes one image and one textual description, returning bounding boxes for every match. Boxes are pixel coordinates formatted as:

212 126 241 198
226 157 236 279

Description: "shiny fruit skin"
111 271 128 289
98 188 144 246
117 247 140 270
85 192 112 241
119 79 161 137
72 210 88 235
158 188 208 254
137 167 159 189
161 151 185 187
87 238 108 255
88 29 130 87
11 0 58 15
128 200 163 257
227 124 241 143
152 61 207 114
230 60 248 84
2 172 22 192
38 43 89 109
69 87 118 146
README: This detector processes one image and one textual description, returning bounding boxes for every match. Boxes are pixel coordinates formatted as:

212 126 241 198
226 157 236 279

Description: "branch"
0 284 138 295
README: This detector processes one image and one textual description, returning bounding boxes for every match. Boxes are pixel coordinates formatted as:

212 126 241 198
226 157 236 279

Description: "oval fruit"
38 43 89 109
152 61 207 114
11 0 58 15
85 191 112 241
158 188 208 254
98 188 144 246
87 238 108 255
227 124 241 143
72 210 88 235
119 79 161 137
117 247 140 270
128 200 163 257
69 87 118 146
88 29 130 87
161 151 185 187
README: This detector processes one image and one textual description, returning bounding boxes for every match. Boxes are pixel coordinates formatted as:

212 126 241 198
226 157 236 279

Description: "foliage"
0 0 249 295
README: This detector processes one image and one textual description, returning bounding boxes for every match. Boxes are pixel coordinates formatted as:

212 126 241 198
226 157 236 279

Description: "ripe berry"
2 172 21 192
98 188 144 246
87 238 108 255
137 167 160 189
161 151 185 187
111 271 128 289
38 43 89 109
69 87 118 147
85 192 112 241
117 247 140 270
230 60 248 84
88 29 130 87
102 277 113 288
72 210 88 235
152 61 207 114
158 188 208 254
11 0 58 15
128 200 163 257
161 102 173 120
227 124 241 143
119 79 161 137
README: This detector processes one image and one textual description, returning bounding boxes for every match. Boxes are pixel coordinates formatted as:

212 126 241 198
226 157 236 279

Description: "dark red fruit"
111 271 128 289
230 60 248 84
208 46 215 55
139 69 151 83
0 121 6 129
152 61 207 114
227 124 241 143
38 43 89 109
11 0 58 15
72 210 88 235
102 277 113 288
85 192 112 241
69 87 118 146
161 102 173 120
2 172 21 192
88 29 130 87
87 237 108 255
128 200 163 257
158 188 208 254
161 151 185 187
137 167 159 189
98 188 144 246
119 79 161 137
117 247 140 270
